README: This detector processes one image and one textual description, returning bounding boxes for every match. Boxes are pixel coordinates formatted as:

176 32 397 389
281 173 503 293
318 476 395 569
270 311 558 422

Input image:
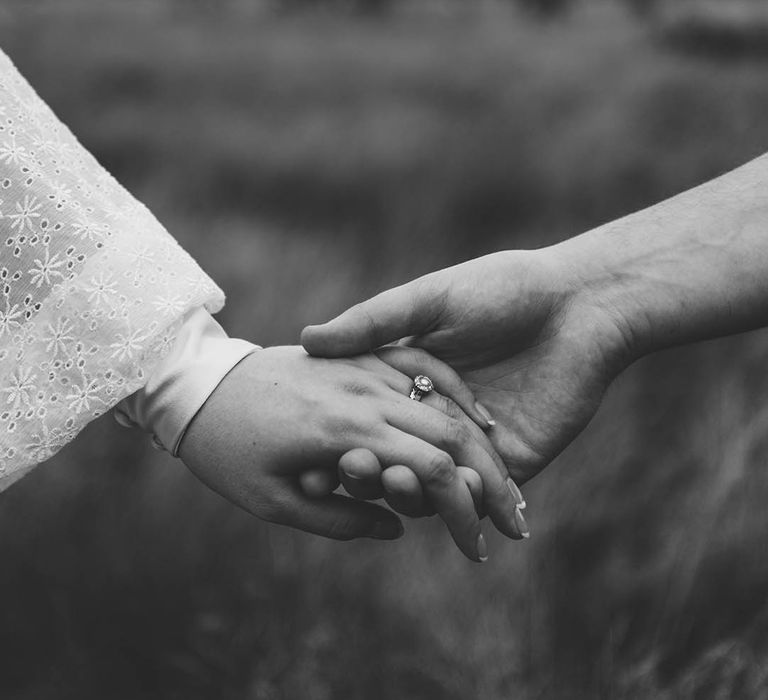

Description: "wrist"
548 153 768 362
542 238 647 373
116 309 259 455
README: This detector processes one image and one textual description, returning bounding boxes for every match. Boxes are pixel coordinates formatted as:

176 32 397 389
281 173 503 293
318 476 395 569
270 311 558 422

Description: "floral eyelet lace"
0 48 223 486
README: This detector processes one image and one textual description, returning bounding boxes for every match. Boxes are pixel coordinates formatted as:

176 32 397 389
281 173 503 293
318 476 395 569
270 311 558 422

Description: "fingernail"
477 533 488 562
475 401 496 427
514 507 530 539
368 519 404 540
506 477 526 509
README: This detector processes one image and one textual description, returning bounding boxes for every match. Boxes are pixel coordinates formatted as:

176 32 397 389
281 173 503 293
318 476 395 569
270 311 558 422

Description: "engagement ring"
409 375 434 401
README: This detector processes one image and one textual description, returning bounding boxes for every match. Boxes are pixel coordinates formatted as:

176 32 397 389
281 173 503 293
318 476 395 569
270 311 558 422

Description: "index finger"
301 277 439 357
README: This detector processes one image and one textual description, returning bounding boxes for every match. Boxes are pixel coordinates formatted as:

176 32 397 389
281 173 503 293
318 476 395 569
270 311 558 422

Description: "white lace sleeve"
0 48 225 486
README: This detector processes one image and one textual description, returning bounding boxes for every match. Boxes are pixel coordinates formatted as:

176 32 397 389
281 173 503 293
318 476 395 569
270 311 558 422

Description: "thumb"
280 488 404 541
301 280 436 358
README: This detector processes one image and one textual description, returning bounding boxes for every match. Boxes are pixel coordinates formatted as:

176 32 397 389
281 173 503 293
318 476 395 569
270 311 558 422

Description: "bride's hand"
178 345 524 562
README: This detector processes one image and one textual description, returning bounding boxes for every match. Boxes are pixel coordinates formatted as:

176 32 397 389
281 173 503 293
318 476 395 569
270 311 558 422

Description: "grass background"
2 0 768 697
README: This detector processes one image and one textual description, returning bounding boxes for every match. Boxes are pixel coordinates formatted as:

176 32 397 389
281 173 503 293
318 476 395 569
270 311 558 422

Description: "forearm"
0 47 223 479
554 152 768 359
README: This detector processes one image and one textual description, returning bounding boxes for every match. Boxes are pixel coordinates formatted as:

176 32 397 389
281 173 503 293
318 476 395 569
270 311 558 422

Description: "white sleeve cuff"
114 307 259 456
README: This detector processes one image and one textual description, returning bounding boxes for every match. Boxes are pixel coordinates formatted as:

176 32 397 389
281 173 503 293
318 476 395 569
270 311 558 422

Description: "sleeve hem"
116 308 260 457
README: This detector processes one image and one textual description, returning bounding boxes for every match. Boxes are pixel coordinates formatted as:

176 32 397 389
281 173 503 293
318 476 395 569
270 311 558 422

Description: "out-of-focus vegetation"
2 1 768 698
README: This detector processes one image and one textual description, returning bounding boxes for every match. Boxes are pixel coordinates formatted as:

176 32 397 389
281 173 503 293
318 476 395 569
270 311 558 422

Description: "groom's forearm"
553 152 768 359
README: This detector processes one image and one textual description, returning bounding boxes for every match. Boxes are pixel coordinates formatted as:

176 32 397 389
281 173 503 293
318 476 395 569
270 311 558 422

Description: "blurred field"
2 0 768 698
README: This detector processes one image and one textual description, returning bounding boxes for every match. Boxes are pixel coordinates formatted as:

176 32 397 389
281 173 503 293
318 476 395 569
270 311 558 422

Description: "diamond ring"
409 375 434 401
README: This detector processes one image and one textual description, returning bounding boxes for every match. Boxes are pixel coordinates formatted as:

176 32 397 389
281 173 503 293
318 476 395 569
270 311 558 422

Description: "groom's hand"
302 249 636 486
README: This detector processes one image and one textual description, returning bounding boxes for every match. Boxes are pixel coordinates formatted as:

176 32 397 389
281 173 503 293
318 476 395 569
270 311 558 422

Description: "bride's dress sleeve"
0 48 229 486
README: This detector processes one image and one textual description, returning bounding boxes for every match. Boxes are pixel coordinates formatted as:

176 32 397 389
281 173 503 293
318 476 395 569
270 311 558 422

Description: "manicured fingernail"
477 533 488 562
506 477 526 509
475 402 496 427
368 519 404 540
514 507 530 539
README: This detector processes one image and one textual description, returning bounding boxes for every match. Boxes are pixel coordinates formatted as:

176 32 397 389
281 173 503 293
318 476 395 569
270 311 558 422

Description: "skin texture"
302 153 768 512
178 345 524 562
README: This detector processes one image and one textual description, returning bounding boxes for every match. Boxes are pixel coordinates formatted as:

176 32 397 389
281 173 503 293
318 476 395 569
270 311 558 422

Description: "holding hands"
179 246 620 562
182 153 768 561
5 47 765 568
178 344 526 562
178 248 637 561
302 249 631 488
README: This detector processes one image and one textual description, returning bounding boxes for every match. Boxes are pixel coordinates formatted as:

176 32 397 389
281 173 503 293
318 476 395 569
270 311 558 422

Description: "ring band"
409 375 434 401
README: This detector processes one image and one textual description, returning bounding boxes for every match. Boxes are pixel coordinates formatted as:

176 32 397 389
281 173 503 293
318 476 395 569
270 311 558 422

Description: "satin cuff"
114 308 259 456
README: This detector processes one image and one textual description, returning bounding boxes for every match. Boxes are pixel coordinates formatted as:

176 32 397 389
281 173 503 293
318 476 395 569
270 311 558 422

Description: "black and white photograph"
1 0 768 698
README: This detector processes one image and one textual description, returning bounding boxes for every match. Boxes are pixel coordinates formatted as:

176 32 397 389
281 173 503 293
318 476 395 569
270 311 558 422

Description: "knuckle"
422 450 456 487
411 277 444 326
340 381 372 398
358 305 383 347
320 411 366 443
456 421 473 444
441 417 468 448
441 397 463 420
